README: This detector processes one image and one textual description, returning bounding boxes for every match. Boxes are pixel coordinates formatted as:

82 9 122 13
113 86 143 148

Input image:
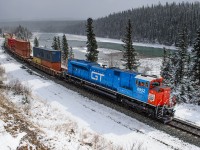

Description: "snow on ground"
175 104 200 126
0 120 26 150
0 37 200 149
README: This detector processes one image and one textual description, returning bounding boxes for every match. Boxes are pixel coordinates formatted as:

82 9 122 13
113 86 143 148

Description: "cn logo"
91 71 104 82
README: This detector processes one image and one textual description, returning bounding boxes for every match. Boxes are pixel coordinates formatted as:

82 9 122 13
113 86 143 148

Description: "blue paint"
33 47 61 62
67 59 151 103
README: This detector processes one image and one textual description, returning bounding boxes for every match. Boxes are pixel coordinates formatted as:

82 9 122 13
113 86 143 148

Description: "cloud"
0 0 198 21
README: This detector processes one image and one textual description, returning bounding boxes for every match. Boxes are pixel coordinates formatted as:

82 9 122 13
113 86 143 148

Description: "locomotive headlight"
148 93 155 102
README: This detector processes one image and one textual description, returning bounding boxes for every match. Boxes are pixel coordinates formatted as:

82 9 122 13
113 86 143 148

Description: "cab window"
145 82 149 88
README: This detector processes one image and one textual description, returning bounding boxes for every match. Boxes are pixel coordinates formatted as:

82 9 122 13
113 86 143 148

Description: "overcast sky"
0 0 198 21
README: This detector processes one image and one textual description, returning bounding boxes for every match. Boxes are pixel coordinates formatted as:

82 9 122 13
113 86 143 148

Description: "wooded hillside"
64 2 200 46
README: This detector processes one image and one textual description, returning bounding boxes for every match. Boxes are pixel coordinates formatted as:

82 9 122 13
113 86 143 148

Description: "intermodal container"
15 50 30 58
33 47 61 62
33 57 42 64
41 59 61 71
7 38 15 50
14 39 30 51
14 39 31 58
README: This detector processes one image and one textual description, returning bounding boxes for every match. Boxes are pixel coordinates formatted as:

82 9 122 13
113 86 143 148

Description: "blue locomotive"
66 59 175 123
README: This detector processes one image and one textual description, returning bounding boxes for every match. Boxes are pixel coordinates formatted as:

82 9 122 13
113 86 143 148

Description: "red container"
7 38 15 51
14 39 31 58
41 59 61 71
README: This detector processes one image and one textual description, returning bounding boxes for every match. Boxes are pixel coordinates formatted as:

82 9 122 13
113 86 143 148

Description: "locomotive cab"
135 75 175 122
148 79 173 107
148 78 175 122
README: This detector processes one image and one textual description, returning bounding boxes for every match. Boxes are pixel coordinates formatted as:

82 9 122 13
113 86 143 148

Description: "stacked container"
14 39 31 58
7 38 15 51
33 47 61 71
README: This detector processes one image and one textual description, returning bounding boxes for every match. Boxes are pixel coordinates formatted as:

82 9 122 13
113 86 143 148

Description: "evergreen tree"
14 25 32 40
190 28 200 104
51 36 58 50
176 28 189 85
164 51 177 88
34 37 39 47
68 47 74 59
122 19 139 71
57 36 61 50
174 28 190 102
191 28 200 85
62 34 69 64
160 47 168 79
85 18 98 62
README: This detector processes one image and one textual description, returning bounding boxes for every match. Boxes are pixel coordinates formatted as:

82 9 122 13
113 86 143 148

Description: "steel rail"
168 118 200 138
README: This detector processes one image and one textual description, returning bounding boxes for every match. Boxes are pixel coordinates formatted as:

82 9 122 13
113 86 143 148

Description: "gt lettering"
91 71 104 81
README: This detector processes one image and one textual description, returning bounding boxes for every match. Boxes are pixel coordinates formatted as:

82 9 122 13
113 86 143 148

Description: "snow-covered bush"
0 65 6 85
7 79 31 104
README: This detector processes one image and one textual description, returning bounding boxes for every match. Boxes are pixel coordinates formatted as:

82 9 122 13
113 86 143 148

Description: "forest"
64 2 200 46
1 2 200 46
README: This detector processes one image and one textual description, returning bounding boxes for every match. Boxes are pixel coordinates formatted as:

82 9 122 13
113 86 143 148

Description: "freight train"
3 37 176 123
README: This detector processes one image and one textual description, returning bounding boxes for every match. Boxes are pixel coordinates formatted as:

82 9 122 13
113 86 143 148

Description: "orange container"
14 39 31 58
15 48 30 58
14 39 30 50
41 59 61 71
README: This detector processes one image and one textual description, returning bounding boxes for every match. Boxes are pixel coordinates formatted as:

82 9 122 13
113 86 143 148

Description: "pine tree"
161 50 178 90
62 34 69 64
51 36 58 50
68 47 74 59
14 25 32 40
85 18 98 62
191 28 200 85
34 37 39 47
175 28 190 102
176 28 189 85
191 28 200 104
57 36 61 50
160 47 168 79
122 19 139 71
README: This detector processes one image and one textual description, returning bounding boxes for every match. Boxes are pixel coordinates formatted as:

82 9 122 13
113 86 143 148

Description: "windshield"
150 82 160 89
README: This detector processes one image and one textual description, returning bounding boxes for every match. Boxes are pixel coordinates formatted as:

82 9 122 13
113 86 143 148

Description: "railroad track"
169 118 200 138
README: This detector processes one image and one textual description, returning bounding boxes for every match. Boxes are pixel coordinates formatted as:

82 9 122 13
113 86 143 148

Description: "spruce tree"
51 36 58 50
175 28 190 102
165 51 177 87
57 36 61 50
85 18 98 62
191 28 200 104
191 28 200 85
34 37 39 47
160 47 168 79
122 19 139 71
68 47 74 59
62 34 69 64
14 25 32 40
176 28 189 85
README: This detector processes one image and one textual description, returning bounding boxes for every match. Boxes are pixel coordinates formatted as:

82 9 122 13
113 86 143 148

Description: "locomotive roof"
135 74 158 82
